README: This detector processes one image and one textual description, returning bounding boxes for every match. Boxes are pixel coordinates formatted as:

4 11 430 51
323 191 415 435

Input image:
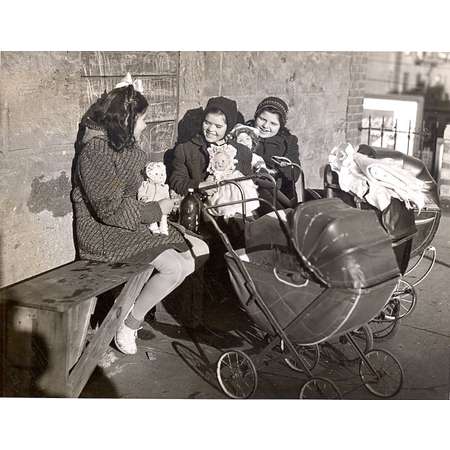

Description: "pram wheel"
299 377 342 399
280 340 320 373
359 349 404 398
216 350 258 399
390 279 417 320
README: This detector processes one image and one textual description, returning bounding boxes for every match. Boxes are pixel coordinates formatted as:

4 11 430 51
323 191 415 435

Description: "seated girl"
168 96 253 196
246 97 301 213
72 74 209 355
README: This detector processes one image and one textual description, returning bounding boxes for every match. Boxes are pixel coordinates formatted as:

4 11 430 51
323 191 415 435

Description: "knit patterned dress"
71 129 189 263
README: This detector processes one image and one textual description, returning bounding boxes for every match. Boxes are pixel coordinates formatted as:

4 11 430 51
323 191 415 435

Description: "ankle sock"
124 313 142 330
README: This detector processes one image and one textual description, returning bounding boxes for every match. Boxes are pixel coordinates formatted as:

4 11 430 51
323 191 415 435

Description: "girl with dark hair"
72 77 208 355
247 96 301 206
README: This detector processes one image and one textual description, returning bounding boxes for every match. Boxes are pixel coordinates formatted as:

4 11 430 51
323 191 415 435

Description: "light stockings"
125 234 209 329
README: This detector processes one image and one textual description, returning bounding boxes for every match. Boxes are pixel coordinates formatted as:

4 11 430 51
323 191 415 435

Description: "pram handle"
271 155 301 169
270 156 305 204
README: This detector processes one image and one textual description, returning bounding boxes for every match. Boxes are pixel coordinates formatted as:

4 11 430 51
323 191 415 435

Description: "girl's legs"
115 236 209 354
131 235 209 323
127 249 194 325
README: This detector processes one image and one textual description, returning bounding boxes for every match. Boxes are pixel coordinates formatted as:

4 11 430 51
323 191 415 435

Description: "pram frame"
199 174 402 398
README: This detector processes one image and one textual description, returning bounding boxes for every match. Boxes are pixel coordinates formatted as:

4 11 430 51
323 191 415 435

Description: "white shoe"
114 323 139 355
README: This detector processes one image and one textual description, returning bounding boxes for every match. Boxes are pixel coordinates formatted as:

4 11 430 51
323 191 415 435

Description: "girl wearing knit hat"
247 96 301 210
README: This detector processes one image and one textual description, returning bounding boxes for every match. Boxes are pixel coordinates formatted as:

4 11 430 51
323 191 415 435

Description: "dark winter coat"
168 134 253 196
71 128 188 263
247 120 301 198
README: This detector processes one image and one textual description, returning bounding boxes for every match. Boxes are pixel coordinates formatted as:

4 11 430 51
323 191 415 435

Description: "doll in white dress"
138 161 170 235
205 144 260 218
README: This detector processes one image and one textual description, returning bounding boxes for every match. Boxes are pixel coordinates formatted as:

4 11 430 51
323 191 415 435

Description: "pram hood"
289 198 400 289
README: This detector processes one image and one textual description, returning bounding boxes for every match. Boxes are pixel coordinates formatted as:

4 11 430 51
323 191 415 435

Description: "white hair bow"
114 72 144 94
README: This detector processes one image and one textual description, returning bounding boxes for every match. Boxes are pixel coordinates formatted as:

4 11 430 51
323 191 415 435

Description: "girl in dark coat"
169 96 253 249
247 97 301 210
72 79 208 355
169 96 253 196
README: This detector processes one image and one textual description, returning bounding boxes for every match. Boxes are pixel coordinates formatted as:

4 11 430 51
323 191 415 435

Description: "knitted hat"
204 96 238 134
254 96 289 127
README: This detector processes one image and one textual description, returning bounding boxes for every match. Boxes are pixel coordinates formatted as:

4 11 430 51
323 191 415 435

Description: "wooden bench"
0 257 205 398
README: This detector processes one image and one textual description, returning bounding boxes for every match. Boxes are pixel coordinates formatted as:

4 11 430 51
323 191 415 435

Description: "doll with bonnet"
228 124 267 172
138 161 170 235
205 144 260 218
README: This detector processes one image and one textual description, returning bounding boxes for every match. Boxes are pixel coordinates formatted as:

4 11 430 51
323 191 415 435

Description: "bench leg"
67 269 152 397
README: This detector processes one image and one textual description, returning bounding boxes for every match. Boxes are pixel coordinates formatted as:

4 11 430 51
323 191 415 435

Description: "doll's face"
145 162 166 184
236 132 253 149
213 152 229 171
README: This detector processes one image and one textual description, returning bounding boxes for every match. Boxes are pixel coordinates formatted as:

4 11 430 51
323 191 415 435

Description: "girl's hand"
158 198 177 215
198 181 217 195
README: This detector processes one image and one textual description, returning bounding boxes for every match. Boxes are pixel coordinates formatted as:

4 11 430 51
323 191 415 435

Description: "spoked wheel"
389 279 417 320
369 299 400 341
333 324 374 363
359 349 404 398
299 377 342 399
280 340 320 373
216 350 258 399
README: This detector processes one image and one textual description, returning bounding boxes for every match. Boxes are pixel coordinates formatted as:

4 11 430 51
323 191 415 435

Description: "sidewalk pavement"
82 211 450 399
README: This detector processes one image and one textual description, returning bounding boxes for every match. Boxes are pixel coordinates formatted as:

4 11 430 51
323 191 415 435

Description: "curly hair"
79 84 148 151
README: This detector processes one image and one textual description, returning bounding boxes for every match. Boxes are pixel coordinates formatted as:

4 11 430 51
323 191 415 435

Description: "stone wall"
179 51 367 189
0 51 367 287
0 52 81 288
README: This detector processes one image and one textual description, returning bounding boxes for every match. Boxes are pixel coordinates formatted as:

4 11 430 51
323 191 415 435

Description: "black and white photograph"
0 2 449 449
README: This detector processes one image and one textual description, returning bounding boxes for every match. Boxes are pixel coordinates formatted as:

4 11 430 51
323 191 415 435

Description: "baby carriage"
322 145 441 339
199 170 406 399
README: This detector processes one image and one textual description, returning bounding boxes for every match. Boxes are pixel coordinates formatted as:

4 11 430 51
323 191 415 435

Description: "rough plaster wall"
0 51 181 287
178 51 364 189
0 52 81 287
0 51 366 287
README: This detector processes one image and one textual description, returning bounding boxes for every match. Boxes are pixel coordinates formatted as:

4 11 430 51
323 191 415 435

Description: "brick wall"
345 53 367 146
0 51 367 287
